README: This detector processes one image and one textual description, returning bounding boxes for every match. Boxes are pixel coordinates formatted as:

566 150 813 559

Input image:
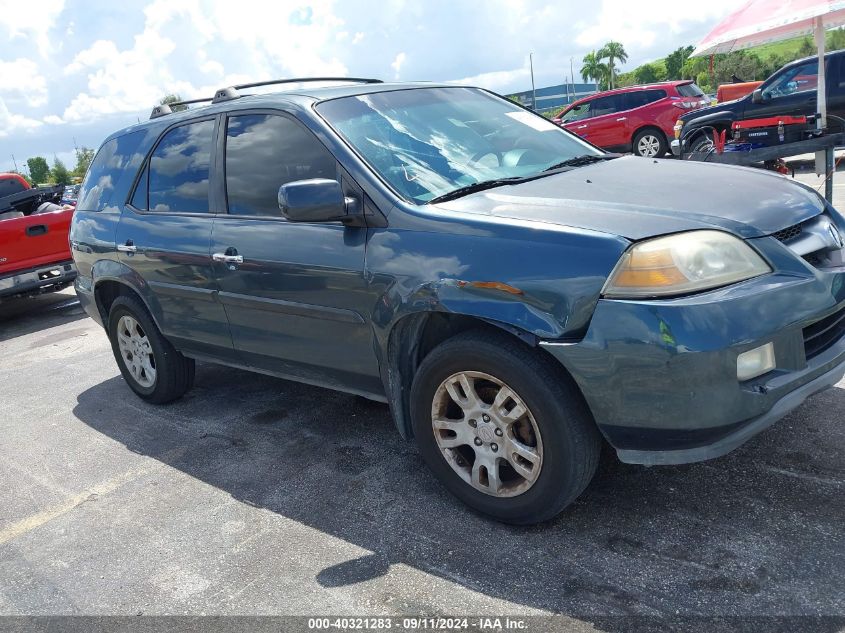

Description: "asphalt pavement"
1 170 844 628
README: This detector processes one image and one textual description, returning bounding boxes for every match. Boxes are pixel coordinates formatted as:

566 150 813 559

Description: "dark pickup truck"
0 173 76 301
672 51 845 156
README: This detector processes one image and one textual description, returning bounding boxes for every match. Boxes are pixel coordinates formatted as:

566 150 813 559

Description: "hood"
434 157 824 241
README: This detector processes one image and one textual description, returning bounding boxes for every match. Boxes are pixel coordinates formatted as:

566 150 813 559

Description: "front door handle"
616 117 627 121
212 253 244 263
575 124 588 129
26 224 48 237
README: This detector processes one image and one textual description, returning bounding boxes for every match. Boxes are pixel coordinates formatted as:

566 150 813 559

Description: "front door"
115 117 235 359
210 111 382 396
580 94 627 149
742 58 821 121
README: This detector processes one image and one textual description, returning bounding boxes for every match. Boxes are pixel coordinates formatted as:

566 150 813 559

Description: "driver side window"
561 102 592 123
762 61 818 99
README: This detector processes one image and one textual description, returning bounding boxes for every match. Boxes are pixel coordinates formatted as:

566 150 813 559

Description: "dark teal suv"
71 78 845 524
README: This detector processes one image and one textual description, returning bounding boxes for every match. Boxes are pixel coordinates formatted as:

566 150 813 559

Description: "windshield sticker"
505 111 558 131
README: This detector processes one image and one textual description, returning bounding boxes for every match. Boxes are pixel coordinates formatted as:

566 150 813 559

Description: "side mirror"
751 88 765 104
278 179 359 224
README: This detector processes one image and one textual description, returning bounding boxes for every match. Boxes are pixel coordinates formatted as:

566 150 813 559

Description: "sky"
0 0 741 174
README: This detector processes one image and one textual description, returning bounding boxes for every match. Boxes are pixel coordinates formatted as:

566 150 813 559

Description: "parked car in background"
673 51 845 156
71 79 845 524
61 184 81 206
716 81 763 103
552 81 709 157
0 173 76 301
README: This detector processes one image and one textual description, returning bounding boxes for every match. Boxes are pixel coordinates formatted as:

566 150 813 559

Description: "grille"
803 306 845 360
772 223 803 243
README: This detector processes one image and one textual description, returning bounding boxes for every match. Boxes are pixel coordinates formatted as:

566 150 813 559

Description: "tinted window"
225 114 336 216
622 90 668 110
148 119 214 213
131 164 148 210
590 95 623 116
0 177 26 197
78 131 146 212
677 83 704 97
763 61 819 99
559 101 592 122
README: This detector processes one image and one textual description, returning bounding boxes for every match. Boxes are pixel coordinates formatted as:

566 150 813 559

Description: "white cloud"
391 52 406 79
0 58 48 107
0 0 65 57
0 98 43 137
450 66 531 93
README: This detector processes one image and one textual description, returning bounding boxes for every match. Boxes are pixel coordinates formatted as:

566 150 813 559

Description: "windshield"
316 87 601 204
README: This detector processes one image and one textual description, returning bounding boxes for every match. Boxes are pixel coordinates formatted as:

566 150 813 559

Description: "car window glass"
78 131 146 212
622 92 649 110
131 164 148 210
225 114 337 216
148 119 214 213
762 61 818 99
0 178 26 197
677 83 704 97
590 95 620 117
560 102 591 122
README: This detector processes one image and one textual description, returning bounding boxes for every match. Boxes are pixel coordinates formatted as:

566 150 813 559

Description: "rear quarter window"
78 130 147 212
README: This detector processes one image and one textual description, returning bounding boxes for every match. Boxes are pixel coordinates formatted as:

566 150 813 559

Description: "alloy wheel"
637 134 661 157
116 315 157 388
430 371 543 497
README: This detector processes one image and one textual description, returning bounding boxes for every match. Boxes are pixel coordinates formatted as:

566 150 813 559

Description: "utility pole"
570 57 575 95
11 154 18 172
529 52 536 111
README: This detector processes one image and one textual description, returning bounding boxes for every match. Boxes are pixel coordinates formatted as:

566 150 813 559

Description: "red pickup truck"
0 173 76 302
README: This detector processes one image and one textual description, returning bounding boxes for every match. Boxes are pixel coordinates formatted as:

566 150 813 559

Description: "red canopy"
692 0 845 57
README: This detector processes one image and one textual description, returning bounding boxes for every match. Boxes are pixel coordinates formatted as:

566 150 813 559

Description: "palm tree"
580 51 609 92
598 41 628 89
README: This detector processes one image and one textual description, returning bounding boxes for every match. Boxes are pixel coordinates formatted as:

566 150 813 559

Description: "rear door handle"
617 117 627 121
212 253 244 263
26 224 47 237
117 239 137 253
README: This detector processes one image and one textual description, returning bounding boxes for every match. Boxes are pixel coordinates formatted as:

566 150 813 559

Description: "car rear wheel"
107 295 195 404
633 128 667 157
410 330 601 524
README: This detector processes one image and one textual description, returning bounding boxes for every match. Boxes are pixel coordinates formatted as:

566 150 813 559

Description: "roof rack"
211 76 383 103
150 77 383 119
150 97 214 119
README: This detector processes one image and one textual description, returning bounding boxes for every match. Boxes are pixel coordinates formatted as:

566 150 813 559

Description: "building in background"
506 82 596 115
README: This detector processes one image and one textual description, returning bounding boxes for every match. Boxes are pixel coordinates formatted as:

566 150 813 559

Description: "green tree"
598 41 628 89
798 36 816 58
581 51 609 91
26 156 50 184
160 93 187 112
51 157 71 185
665 45 694 79
72 147 95 178
827 28 845 52
633 63 660 84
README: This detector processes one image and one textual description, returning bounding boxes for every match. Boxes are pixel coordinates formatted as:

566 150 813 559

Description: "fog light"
737 343 776 381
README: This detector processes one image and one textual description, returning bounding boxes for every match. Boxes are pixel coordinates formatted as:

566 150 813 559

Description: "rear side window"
78 131 146 212
225 113 336 216
622 90 667 110
0 177 26 197
677 83 705 97
147 119 215 213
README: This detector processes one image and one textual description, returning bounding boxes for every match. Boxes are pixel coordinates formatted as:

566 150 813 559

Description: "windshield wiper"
428 177 527 204
542 153 620 172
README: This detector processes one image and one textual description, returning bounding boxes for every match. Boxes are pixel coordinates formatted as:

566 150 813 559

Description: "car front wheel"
410 330 601 524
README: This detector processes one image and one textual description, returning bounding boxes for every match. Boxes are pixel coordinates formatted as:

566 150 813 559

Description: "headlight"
602 230 771 299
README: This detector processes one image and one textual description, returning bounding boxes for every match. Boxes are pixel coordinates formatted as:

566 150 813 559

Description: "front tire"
410 330 601 524
107 295 195 404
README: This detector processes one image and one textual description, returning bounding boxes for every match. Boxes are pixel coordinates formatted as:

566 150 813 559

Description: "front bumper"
0 260 77 299
542 239 845 465
670 139 681 157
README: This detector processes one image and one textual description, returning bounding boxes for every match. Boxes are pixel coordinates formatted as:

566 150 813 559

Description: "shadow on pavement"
0 291 85 342
72 362 845 623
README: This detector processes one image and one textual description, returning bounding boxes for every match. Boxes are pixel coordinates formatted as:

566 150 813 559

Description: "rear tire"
633 128 668 157
410 330 601 525
107 295 195 404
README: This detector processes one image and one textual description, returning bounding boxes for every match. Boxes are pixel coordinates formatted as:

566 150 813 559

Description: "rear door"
115 117 235 359
210 110 382 395
582 94 628 148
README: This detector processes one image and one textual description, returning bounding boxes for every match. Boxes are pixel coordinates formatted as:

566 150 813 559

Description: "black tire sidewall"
633 129 667 157
411 336 595 523
107 298 166 399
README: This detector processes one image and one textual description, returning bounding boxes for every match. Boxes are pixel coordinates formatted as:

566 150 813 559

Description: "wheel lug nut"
468 419 477 428
494 428 503 437
474 437 483 446
491 443 498 452
482 414 490 422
